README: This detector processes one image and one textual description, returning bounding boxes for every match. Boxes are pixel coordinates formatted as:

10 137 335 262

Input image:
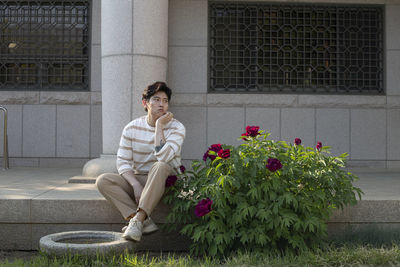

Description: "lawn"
1 243 400 267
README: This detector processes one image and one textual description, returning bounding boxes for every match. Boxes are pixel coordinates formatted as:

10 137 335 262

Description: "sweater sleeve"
154 121 185 163
116 126 134 175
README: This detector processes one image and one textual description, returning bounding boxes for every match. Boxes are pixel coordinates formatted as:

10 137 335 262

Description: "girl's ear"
142 99 147 108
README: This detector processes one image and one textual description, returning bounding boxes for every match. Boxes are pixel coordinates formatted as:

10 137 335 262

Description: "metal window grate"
209 2 384 94
0 0 90 91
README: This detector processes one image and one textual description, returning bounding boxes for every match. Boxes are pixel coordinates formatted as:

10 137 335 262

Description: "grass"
2 243 400 267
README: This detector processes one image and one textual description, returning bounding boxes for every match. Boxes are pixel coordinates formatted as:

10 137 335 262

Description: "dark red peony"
209 144 223 152
294 138 302 145
241 133 249 140
165 175 178 187
316 142 322 151
179 165 186 173
245 126 260 137
194 198 213 217
218 149 230 159
266 158 283 172
203 144 223 161
203 151 209 161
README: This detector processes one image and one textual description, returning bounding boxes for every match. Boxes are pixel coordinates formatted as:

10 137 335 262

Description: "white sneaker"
122 217 158 235
122 217 143 241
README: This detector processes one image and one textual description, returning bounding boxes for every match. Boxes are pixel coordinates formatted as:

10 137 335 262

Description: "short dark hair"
142 82 172 112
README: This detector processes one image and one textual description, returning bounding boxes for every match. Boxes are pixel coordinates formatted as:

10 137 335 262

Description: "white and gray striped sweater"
116 115 185 175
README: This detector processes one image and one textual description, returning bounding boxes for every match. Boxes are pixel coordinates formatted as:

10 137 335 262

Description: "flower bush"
163 127 363 257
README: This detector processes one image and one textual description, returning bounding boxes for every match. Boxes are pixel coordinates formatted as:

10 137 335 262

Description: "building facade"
0 0 399 169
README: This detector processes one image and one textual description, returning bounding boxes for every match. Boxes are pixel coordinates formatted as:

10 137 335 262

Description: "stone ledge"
0 199 31 223
327 223 400 243
387 1 400 5
388 96 400 108
40 92 90 105
30 198 170 224
91 92 102 105
0 223 31 250
388 161 400 168
207 94 298 107
27 198 400 225
0 92 39 104
0 91 396 108
330 200 400 223
1 197 400 250
68 176 97 184
0 92 101 105
170 93 395 108
298 95 386 108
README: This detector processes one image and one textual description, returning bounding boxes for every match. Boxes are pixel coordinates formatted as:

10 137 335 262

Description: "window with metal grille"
0 0 90 91
209 2 384 94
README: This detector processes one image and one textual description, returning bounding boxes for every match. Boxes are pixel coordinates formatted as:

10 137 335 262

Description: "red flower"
203 151 209 161
316 142 322 151
209 144 222 152
245 126 260 137
194 198 213 217
241 133 249 140
203 144 223 161
179 165 186 173
165 175 178 187
266 158 282 172
294 138 302 145
208 152 217 161
218 149 230 159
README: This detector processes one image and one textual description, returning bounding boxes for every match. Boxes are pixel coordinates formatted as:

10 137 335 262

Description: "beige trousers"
96 161 173 220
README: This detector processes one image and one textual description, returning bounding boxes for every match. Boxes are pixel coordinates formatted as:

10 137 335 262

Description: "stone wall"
0 0 102 167
168 0 400 169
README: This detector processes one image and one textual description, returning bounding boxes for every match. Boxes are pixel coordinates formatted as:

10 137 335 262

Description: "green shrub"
164 127 363 257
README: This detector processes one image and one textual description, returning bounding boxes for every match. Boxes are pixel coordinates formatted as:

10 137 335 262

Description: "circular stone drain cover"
39 231 136 256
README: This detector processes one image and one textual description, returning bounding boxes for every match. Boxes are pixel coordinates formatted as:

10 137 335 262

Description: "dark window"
0 1 90 91
209 2 384 94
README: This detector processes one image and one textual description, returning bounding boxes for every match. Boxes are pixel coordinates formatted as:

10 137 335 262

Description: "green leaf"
215 234 224 245
215 162 223 172
269 191 277 201
206 167 213 178
181 224 195 235
255 232 267 245
209 244 217 256
238 231 249 244
192 229 203 242
247 187 258 200
217 175 225 187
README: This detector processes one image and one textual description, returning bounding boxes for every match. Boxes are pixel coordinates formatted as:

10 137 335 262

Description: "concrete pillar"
74 0 169 180
131 0 169 123
102 0 168 155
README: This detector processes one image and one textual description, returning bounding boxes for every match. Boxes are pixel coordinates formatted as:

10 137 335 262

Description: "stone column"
76 0 169 180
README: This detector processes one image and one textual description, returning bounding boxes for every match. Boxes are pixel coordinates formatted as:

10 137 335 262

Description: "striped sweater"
117 115 186 175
